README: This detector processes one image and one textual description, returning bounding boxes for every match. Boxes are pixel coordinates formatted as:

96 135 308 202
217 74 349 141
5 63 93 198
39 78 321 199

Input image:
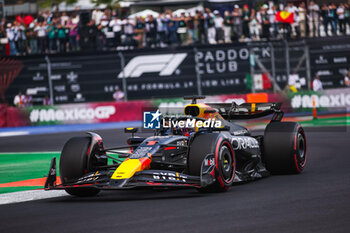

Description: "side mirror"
124 128 138 137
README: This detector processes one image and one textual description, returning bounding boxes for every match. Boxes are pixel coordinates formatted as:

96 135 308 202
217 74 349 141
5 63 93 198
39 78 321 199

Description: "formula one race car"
45 96 307 196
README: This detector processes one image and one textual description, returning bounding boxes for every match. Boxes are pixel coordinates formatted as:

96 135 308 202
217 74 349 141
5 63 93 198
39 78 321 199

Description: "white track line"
0 151 60 155
0 190 68 205
0 131 29 137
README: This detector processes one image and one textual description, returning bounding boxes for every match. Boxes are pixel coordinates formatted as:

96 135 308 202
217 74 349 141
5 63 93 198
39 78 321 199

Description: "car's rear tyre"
60 136 102 197
263 122 307 174
188 133 235 192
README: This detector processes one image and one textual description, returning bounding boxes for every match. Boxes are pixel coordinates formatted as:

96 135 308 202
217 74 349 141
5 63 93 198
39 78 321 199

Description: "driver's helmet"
172 126 195 136
171 118 198 136
180 127 195 136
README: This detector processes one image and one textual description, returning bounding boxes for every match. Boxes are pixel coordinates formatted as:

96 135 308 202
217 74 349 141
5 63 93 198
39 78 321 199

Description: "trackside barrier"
3 36 350 106
1 88 349 128
1 93 286 127
288 88 350 115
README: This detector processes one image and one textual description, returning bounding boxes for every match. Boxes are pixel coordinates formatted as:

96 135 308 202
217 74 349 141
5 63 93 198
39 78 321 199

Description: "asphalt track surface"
0 126 350 233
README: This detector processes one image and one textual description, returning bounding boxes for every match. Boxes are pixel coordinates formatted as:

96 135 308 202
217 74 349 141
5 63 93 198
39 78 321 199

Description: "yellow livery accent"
111 159 142 180
184 103 225 130
184 103 224 120
251 103 256 113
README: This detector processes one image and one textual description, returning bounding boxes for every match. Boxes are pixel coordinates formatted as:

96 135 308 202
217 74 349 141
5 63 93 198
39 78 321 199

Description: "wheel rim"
296 132 306 167
220 146 234 182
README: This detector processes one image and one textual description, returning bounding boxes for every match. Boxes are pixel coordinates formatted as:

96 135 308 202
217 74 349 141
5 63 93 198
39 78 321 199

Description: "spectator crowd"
1 1 350 56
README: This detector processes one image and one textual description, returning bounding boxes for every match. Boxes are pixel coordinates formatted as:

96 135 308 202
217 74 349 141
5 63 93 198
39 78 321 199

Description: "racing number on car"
153 172 187 182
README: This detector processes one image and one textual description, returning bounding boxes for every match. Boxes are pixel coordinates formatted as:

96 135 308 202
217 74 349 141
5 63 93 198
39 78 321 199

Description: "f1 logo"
143 110 162 129
118 53 187 78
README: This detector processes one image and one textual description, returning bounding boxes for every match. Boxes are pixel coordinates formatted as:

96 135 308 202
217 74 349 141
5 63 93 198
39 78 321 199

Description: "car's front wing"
44 158 209 190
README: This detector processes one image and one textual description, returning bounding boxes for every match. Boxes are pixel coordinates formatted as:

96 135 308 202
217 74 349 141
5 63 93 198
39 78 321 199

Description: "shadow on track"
44 188 205 203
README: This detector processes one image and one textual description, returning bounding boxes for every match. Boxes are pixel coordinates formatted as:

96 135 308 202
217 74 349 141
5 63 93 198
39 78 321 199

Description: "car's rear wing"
207 102 284 121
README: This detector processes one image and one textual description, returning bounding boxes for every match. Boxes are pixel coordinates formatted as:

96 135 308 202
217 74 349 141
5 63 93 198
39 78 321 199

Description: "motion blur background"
0 2 349 232
0 0 349 129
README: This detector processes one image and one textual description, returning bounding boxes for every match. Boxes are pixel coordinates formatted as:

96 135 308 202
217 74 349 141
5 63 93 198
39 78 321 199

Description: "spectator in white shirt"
249 9 260 40
13 22 26 55
71 12 80 25
337 3 346 34
6 23 18 55
123 18 134 46
156 14 167 47
312 75 323 91
286 3 299 38
298 3 307 37
213 10 224 43
13 91 25 107
109 16 122 46
92 9 104 25
35 22 47 54
308 1 320 37
267 5 278 38
113 87 125 102
205 9 216 44
60 12 69 26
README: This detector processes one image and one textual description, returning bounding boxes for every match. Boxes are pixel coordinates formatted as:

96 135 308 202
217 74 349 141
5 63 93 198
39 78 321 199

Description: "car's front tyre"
188 133 235 192
60 136 103 197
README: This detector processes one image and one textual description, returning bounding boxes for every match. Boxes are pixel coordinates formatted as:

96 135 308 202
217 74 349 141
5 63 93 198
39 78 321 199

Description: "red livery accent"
87 146 91 156
146 182 163 186
139 157 152 170
164 147 176 150
147 141 158 145
294 154 302 173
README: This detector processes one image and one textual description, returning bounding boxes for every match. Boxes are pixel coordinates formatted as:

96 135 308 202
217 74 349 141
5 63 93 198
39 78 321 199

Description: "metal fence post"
118 52 128 101
193 47 202 96
284 40 290 83
304 44 312 90
269 42 277 93
45 56 54 105
249 48 256 93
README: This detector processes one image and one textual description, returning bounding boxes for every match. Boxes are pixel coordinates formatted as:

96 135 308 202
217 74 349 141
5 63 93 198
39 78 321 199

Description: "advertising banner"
195 44 251 95
25 100 149 126
48 52 123 104
4 37 350 106
5 88 350 128
4 52 122 105
1 93 286 128
119 48 197 99
289 88 350 112
308 37 350 89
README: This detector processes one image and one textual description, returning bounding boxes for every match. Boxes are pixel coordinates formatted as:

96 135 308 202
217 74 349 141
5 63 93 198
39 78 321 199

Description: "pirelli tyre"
60 136 104 197
188 133 235 192
263 122 307 174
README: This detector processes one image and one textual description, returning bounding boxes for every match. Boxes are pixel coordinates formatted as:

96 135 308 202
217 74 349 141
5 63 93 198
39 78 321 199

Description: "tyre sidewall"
60 137 91 184
292 126 307 173
59 136 103 197
215 138 235 189
264 122 307 174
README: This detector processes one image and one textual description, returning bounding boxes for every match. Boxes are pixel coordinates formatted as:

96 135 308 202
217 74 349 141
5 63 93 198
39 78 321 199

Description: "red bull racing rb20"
45 97 307 196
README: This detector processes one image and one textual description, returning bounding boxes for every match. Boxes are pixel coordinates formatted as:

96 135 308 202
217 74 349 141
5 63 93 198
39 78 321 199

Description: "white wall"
4 2 38 16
